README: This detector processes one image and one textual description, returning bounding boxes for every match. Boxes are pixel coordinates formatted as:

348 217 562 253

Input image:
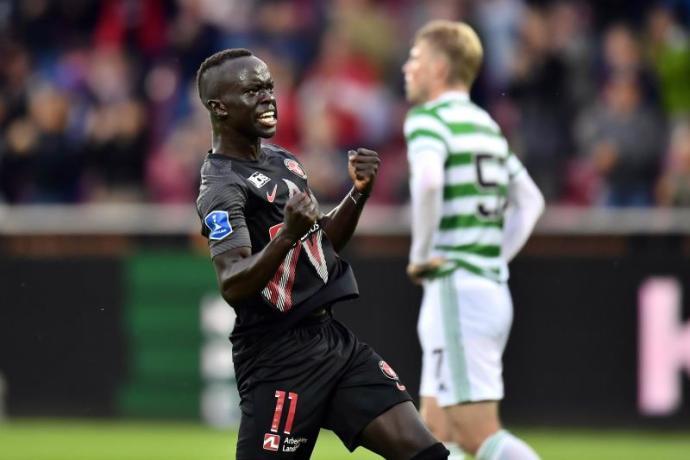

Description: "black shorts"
234 315 412 459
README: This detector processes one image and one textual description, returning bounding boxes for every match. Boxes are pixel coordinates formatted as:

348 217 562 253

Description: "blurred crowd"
0 0 688 207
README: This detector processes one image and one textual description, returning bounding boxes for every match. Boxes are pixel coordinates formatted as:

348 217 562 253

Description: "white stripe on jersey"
447 251 502 270
445 164 476 184
406 114 509 158
436 106 500 132
444 162 508 185
446 251 507 281
446 133 509 158
442 196 505 216
407 136 446 158
435 226 504 248
404 114 453 140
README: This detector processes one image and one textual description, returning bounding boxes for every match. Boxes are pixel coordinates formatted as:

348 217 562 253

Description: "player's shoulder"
404 103 449 140
419 99 504 141
197 153 248 208
261 142 297 161
404 96 471 132
261 143 308 179
199 152 245 183
451 100 502 135
466 99 496 120
405 103 441 122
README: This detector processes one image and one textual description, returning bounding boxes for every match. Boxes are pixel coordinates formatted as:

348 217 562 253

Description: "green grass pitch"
0 419 689 459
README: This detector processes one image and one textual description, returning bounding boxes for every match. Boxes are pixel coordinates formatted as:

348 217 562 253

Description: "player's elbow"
215 268 246 304
412 162 444 197
520 190 545 231
533 188 546 217
219 276 251 305
213 249 253 304
514 175 545 219
419 175 444 196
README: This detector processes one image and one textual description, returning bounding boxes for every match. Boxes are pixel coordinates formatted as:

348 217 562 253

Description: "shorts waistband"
293 305 333 328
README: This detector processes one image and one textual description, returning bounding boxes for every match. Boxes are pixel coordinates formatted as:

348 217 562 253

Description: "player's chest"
236 158 309 209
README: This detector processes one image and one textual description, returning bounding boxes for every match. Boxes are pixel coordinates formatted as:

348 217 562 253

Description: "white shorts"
418 268 513 406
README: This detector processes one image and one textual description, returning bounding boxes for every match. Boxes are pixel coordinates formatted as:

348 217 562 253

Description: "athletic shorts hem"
343 397 413 452
437 393 504 407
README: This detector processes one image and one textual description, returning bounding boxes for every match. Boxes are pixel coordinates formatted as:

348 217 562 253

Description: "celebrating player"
195 48 449 460
403 21 544 460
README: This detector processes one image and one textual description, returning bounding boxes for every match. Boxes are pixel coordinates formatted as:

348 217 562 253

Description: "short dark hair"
196 48 253 101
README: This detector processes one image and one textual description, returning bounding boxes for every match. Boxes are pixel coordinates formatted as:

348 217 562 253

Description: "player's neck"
211 130 262 161
427 83 469 102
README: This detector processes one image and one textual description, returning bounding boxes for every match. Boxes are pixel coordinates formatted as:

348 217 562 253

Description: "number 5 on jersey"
475 153 508 220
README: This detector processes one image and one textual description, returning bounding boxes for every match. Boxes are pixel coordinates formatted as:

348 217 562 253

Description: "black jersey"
196 144 358 351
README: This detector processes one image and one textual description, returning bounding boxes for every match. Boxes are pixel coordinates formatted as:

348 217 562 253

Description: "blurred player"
195 48 449 460
403 21 544 460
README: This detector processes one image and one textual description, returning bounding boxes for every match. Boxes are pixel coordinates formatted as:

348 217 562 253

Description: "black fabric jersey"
196 144 359 356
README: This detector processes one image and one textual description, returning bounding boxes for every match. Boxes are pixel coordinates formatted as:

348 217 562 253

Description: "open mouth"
257 110 277 128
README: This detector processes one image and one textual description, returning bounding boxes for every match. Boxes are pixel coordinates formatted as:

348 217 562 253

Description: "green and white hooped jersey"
404 92 525 282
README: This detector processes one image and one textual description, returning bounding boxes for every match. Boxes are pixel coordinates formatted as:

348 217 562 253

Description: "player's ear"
434 54 450 83
208 99 228 118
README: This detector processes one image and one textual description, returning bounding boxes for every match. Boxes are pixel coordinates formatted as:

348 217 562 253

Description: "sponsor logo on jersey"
379 360 399 380
267 222 322 242
282 436 308 453
248 171 271 189
284 159 307 179
266 184 278 203
204 210 233 240
263 433 281 452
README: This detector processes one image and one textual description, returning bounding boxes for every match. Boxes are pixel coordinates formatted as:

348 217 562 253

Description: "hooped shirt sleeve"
404 108 449 163
198 178 252 258
506 151 526 181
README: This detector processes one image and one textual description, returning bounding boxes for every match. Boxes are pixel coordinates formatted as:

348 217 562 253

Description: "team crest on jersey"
204 210 233 240
379 360 399 380
284 159 307 179
248 171 271 189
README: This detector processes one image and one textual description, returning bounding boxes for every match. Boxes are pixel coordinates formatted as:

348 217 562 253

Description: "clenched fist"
348 148 380 195
282 192 318 242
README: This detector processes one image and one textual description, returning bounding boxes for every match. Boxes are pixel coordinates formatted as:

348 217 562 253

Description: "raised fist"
282 192 318 242
348 148 380 195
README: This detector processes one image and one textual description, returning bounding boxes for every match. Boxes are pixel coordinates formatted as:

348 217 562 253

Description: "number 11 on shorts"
271 390 299 434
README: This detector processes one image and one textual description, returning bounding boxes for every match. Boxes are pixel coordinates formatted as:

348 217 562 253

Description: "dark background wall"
339 248 690 427
0 257 125 416
1 235 690 426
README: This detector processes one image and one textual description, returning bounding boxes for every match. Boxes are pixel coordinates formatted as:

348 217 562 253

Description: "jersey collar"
440 90 469 101
424 90 470 108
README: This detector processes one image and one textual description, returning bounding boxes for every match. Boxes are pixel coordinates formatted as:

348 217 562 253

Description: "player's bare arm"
213 192 318 303
319 148 380 252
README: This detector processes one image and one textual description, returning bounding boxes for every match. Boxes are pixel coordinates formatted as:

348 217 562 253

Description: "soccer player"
195 48 449 460
403 21 544 460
